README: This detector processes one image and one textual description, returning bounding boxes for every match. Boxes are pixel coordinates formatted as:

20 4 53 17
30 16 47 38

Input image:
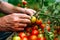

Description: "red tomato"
31 30 39 35
22 1 27 5
26 27 32 32
30 35 37 40
17 4 20 7
36 19 42 25
46 24 50 32
26 32 30 36
22 36 28 40
32 25 38 30
19 32 26 38
54 38 58 40
47 20 51 24
37 37 46 40
40 24 46 29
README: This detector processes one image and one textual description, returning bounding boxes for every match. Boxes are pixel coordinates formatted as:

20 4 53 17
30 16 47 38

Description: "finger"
16 7 25 13
27 9 36 13
13 13 31 19
25 9 34 16
15 28 24 31
19 19 31 24
19 14 31 19
13 23 27 28
13 28 24 31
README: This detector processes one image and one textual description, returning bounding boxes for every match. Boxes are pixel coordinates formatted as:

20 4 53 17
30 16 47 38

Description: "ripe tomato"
31 30 39 35
17 4 20 7
12 36 21 40
26 32 31 36
47 20 51 24
54 37 58 40
46 25 50 32
40 24 46 29
32 25 38 30
36 19 42 25
19 32 26 38
30 35 37 40
22 36 28 40
37 37 46 40
26 27 32 32
31 16 37 23
22 1 27 5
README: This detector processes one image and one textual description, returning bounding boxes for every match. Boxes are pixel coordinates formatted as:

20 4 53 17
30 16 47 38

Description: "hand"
15 7 36 16
0 13 31 31
0 2 36 16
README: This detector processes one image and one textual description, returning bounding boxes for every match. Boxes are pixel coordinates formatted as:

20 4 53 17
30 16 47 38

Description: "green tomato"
31 16 36 23
38 34 43 38
12 36 21 40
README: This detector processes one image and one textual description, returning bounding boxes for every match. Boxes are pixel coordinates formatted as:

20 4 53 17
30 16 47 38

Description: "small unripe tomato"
12 36 21 40
31 16 37 23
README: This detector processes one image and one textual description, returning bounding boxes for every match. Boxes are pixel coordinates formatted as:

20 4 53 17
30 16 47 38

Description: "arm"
0 1 15 14
0 1 36 16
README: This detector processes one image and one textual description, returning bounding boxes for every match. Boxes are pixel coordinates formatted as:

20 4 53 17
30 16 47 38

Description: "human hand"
0 13 31 31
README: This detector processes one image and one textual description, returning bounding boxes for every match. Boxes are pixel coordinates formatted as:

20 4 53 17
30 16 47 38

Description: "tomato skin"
22 36 28 40
31 16 37 23
12 36 21 40
36 19 42 25
29 35 37 40
19 32 26 38
31 30 39 35
22 1 27 5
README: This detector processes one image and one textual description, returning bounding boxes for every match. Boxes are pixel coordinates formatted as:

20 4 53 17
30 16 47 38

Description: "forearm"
0 1 16 14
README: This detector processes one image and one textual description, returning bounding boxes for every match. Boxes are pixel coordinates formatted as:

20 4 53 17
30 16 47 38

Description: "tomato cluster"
12 16 52 40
